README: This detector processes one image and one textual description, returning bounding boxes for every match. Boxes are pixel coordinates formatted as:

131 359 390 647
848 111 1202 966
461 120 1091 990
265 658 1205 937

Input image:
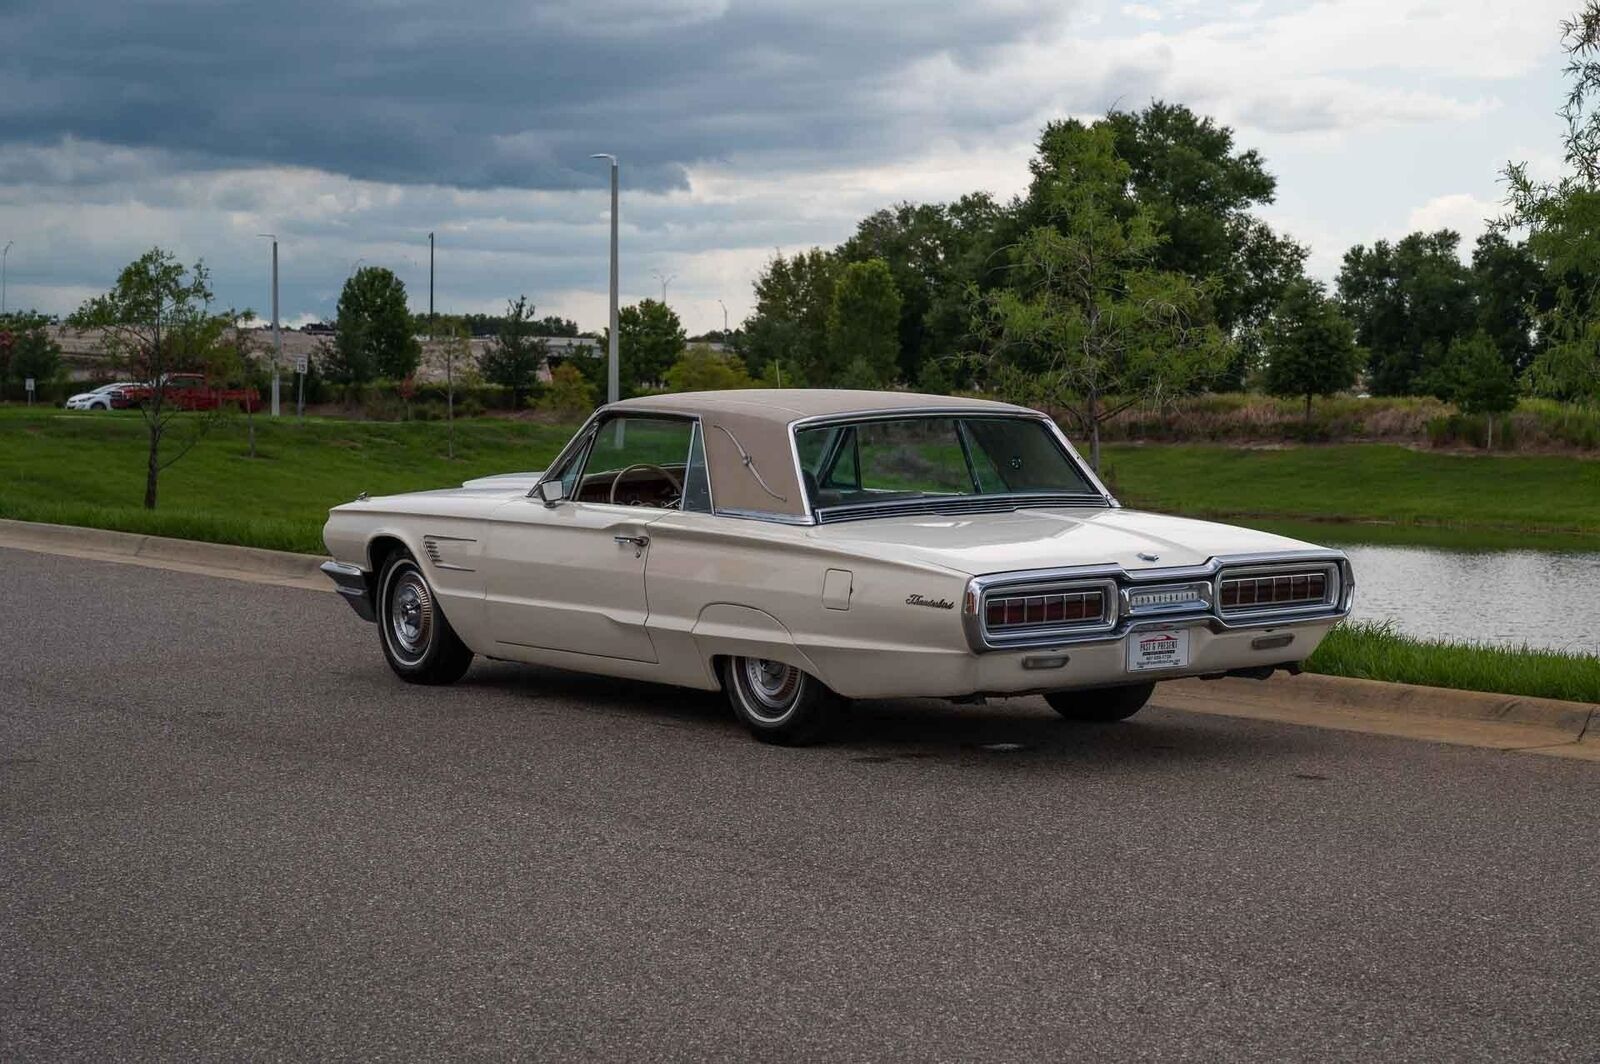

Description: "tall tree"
335 266 419 383
1470 232 1549 376
1261 279 1363 420
1336 230 1474 395
615 298 685 393
478 295 549 407
742 248 840 383
838 193 1007 384
67 248 235 508
826 259 902 386
1027 102 1307 384
972 124 1227 471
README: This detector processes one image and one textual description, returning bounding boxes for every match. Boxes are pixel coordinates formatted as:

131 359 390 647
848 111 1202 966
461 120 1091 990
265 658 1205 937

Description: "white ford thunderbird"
322 390 1354 743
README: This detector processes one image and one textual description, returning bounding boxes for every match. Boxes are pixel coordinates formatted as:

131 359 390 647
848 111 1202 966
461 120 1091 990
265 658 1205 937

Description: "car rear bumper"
800 616 1338 700
322 561 376 622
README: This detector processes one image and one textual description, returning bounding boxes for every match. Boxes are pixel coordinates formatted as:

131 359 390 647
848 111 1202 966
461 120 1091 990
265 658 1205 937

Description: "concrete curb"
1160 673 1598 760
0 518 327 590
1 517 1595 760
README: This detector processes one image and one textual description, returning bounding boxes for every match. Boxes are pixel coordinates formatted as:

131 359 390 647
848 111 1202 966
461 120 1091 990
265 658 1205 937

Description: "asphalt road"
3 546 1597 1062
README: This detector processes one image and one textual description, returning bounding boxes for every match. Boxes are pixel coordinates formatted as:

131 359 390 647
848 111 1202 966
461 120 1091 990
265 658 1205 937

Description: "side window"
571 415 697 508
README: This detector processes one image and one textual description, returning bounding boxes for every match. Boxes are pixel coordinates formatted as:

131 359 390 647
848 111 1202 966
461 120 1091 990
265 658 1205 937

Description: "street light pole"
259 234 281 418
428 232 435 331
1 241 12 317
717 298 728 340
592 153 619 405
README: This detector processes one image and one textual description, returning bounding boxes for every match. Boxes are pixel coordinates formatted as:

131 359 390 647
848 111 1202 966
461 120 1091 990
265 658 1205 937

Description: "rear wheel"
377 552 473 684
1045 682 1155 723
723 656 844 746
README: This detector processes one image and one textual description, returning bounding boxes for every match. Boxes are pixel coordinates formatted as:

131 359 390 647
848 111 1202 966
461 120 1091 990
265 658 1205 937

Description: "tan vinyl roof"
608 388 1031 422
606 389 1038 519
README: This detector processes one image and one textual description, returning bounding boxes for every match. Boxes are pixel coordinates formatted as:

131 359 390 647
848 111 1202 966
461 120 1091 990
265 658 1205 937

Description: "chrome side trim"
961 550 1354 652
711 506 814 526
321 560 377 623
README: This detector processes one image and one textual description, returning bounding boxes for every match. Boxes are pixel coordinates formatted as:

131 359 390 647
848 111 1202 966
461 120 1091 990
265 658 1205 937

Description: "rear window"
795 416 1099 512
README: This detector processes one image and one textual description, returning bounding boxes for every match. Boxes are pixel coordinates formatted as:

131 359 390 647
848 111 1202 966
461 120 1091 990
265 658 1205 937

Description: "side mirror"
534 479 566 506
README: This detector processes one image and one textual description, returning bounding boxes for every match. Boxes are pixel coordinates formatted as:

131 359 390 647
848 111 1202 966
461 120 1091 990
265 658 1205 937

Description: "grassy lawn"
1102 443 1600 551
1307 622 1600 704
0 408 577 553
3 410 1598 554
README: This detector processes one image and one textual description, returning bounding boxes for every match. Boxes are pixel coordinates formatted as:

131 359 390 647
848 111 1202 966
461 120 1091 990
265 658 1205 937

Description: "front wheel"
377 552 473 684
1045 682 1155 723
722 657 844 746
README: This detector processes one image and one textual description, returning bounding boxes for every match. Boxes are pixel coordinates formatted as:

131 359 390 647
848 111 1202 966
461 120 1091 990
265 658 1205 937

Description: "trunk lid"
805 507 1317 576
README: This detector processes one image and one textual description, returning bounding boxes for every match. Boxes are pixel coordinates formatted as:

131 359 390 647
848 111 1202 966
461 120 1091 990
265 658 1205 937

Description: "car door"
482 414 697 663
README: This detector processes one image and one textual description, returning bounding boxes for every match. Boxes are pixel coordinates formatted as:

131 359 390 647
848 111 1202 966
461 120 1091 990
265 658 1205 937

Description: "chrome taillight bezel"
1213 562 1341 622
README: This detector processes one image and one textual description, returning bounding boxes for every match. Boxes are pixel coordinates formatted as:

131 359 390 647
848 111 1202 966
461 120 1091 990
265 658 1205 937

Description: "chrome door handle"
613 534 650 556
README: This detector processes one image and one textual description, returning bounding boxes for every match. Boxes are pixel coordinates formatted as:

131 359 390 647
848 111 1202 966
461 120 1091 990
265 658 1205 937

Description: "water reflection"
1341 545 1600 657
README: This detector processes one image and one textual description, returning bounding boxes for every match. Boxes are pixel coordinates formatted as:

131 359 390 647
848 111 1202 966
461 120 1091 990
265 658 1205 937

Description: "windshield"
795 415 1101 513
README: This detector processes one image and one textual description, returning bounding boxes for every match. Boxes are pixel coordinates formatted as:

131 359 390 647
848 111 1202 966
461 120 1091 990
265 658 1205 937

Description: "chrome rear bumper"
322 561 376 622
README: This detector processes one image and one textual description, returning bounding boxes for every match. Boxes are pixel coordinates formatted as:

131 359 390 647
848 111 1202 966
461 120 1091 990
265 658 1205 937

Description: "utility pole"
592 153 619 405
1 241 12 316
259 234 281 417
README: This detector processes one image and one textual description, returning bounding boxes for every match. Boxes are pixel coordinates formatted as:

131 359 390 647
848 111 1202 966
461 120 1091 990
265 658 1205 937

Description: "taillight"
1218 571 1328 612
984 589 1106 631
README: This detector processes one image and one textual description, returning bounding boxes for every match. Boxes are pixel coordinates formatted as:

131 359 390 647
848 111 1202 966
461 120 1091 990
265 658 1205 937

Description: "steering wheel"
609 463 683 506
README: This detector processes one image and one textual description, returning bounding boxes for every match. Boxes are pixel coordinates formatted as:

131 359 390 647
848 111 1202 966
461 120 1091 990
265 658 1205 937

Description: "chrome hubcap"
740 658 801 721
388 570 433 661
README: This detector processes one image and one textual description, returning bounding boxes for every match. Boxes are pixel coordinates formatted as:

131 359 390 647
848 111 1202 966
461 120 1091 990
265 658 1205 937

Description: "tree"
1026 102 1307 385
1449 332 1520 448
972 124 1228 472
838 194 1008 384
742 248 840 382
1336 230 1474 395
664 346 755 391
335 266 419 383
615 298 685 393
479 295 548 407
1261 279 1363 420
538 361 596 415
0 312 62 400
826 259 902 386
67 248 236 509
1470 232 1549 376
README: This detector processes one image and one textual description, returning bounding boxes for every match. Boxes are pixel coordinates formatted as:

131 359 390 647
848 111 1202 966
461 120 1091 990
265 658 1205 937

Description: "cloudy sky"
0 0 1578 334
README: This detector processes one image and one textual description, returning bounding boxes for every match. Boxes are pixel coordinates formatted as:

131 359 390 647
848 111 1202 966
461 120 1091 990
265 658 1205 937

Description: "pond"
1341 544 1600 657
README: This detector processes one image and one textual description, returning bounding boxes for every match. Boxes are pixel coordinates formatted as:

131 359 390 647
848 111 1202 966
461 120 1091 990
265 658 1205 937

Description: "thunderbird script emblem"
906 594 955 610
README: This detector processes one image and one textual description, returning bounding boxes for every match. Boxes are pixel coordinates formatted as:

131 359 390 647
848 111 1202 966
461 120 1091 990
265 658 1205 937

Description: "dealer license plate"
1126 628 1191 673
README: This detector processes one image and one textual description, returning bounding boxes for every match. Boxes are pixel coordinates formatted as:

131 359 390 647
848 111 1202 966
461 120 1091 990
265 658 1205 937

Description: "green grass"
1101 443 1600 551
1307 622 1600 704
0 408 579 553
4 411 1599 554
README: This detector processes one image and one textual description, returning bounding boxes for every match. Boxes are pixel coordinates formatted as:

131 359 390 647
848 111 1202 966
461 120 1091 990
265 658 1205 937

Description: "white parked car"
322 390 1353 744
63 382 137 410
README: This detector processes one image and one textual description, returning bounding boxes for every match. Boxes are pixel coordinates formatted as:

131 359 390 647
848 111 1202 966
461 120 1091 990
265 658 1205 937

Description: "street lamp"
592 153 619 405
717 298 729 340
258 234 281 418
2 241 12 317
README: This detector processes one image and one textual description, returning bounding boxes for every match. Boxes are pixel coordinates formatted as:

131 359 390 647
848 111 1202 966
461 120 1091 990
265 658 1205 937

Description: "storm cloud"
1 0 1082 192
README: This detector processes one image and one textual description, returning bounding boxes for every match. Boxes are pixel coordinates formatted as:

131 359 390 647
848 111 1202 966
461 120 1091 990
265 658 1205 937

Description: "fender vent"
423 534 476 572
